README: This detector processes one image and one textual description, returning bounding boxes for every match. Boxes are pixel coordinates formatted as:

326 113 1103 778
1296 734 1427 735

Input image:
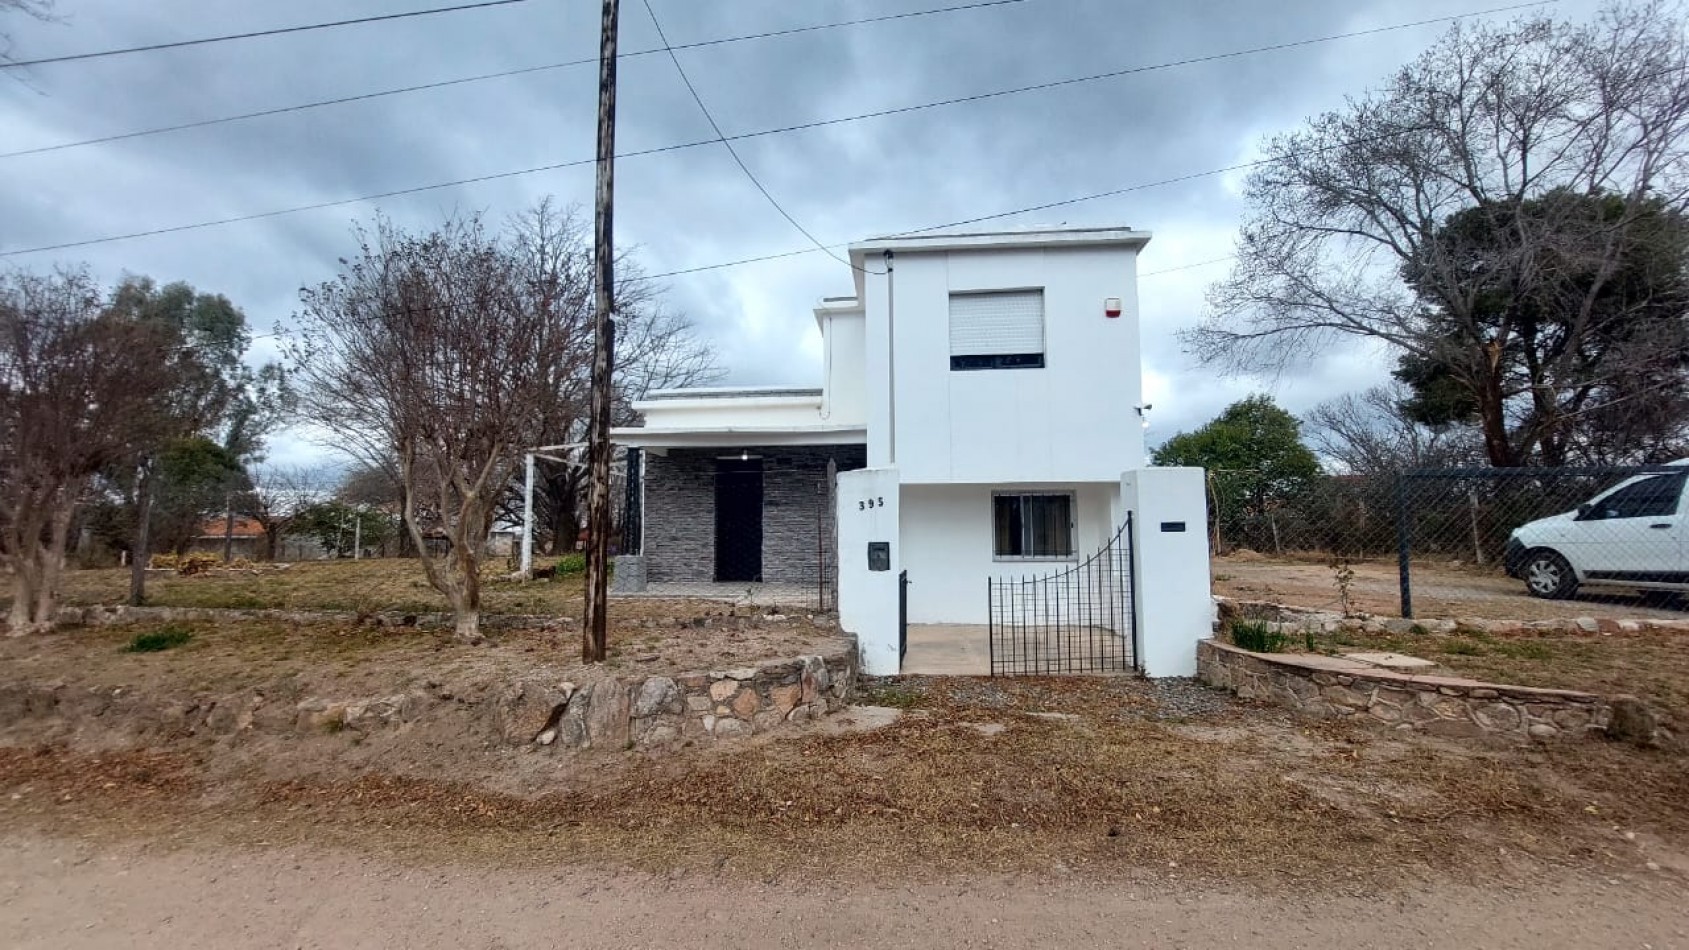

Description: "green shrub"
1229 620 1289 653
123 626 193 653
556 553 587 577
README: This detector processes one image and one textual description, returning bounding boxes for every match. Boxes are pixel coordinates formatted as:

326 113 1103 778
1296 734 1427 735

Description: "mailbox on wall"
867 542 891 572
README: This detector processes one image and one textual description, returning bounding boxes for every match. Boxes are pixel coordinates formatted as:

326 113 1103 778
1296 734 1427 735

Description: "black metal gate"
988 514 1138 676
898 569 909 663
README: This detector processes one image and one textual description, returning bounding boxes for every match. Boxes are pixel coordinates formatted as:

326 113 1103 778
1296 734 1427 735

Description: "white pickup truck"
1504 461 1689 600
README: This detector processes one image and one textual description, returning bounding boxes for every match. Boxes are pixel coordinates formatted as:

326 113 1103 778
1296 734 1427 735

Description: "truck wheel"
1522 550 1577 600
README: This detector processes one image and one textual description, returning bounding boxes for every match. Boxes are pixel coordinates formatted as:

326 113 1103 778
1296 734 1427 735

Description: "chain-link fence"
1210 465 1689 620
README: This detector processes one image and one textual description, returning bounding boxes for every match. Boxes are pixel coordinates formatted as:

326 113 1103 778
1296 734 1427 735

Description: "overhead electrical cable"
0 1 1555 258
639 0 873 273
0 0 1037 159
1 0 534 70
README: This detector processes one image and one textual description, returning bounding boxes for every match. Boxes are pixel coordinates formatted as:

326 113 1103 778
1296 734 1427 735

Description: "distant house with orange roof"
189 516 266 560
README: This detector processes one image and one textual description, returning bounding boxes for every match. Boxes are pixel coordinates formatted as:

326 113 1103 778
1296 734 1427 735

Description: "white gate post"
520 451 536 577
1120 467 1212 677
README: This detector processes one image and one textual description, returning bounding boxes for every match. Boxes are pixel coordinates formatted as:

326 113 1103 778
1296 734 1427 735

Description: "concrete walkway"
901 624 991 676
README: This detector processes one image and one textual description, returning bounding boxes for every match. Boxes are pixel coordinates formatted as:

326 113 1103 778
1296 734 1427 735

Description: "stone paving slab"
1343 652 1440 672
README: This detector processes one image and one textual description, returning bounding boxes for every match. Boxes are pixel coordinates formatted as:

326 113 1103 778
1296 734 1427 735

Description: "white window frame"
991 490 1077 562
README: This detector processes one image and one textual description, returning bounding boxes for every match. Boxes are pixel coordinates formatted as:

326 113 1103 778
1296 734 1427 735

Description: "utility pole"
582 0 619 664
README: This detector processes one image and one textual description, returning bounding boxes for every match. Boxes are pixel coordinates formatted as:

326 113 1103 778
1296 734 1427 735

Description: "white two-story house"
612 226 1209 677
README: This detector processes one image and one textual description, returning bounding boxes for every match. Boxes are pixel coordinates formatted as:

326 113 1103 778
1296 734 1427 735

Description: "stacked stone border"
2 637 860 754
523 647 857 751
1197 639 1611 741
1217 596 1689 637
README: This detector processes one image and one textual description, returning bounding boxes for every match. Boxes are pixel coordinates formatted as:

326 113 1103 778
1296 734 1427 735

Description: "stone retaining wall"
514 647 857 750
2 644 859 754
1218 597 1689 637
1197 639 1610 741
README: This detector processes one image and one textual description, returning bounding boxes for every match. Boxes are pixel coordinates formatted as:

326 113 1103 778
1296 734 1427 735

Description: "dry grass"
5 677 1684 886
0 601 844 699
38 558 589 616
1303 626 1689 730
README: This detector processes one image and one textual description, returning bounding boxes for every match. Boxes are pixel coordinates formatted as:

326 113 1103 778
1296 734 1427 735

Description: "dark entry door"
714 459 763 582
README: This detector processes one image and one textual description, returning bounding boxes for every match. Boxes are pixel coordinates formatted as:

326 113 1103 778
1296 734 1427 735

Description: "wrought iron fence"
988 514 1137 675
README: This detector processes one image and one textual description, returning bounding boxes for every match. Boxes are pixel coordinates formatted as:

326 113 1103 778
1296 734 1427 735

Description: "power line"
1139 255 1237 278
636 166 1271 282
1 0 533 70
0 1 1554 257
0 0 1037 160
639 0 873 275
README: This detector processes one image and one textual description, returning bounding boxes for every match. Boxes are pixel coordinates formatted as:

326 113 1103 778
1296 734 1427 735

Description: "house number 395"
858 497 884 511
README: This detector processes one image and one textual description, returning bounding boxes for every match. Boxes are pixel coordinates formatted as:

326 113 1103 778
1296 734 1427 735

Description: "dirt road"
4 833 1685 950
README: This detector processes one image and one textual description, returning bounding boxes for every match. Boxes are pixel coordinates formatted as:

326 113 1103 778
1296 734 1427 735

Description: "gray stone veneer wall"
643 445 866 585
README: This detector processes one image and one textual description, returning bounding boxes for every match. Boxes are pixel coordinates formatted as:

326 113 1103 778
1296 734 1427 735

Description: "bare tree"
1 0 55 66
1188 3 1689 467
243 466 330 560
290 205 710 641
1303 385 1483 476
0 269 182 634
495 200 717 557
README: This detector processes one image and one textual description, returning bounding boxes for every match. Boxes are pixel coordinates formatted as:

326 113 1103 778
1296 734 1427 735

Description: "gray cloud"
0 0 1611 465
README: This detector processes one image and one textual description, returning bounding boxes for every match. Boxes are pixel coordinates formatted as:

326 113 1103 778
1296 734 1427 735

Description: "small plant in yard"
1229 620 1289 653
123 626 193 653
1409 623 1430 636
555 553 587 577
860 681 924 709
1303 629 1318 653
1329 557 1356 617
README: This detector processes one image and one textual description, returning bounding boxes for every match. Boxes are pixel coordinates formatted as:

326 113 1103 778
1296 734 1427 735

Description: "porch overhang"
609 424 866 450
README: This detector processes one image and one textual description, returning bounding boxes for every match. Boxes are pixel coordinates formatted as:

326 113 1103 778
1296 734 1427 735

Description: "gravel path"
5 832 1685 949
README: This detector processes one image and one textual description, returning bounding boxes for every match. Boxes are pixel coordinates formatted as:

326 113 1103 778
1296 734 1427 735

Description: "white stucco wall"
1122 467 1212 678
635 392 828 430
859 243 1146 482
819 307 867 427
899 482 1118 625
836 467 902 675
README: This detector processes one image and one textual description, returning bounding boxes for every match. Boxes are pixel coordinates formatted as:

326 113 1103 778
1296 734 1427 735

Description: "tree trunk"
129 466 155 606
448 519 484 644
8 566 40 635
1474 364 1519 467
6 494 75 636
264 526 281 561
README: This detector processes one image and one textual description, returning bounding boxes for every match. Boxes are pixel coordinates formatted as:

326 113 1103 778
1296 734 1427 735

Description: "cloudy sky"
0 0 1608 468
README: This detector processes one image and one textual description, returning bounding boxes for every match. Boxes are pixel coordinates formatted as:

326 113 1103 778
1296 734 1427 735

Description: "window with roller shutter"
948 289 1045 370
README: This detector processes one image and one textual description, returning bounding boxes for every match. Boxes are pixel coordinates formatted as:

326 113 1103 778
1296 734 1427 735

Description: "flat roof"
610 424 866 449
641 386 822 402
849 225 1151 257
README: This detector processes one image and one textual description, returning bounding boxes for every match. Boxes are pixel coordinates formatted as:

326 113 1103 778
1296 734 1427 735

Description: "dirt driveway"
1214 555 1689 621
4 832 1685 950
